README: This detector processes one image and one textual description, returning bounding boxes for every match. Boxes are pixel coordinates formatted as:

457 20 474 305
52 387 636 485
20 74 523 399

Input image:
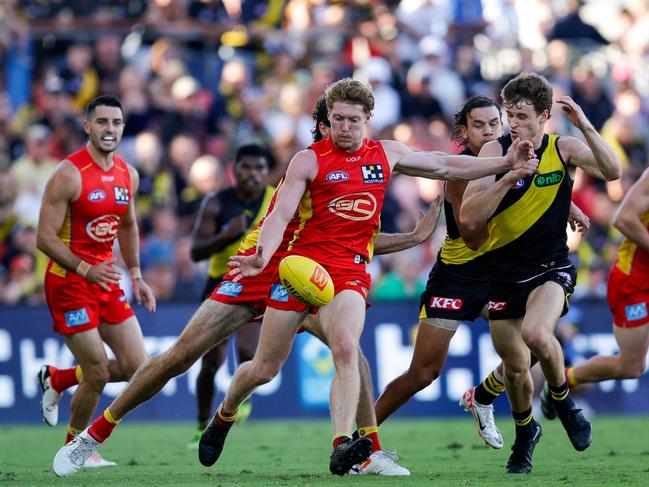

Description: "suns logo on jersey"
86 214 120 242
327 192 377 221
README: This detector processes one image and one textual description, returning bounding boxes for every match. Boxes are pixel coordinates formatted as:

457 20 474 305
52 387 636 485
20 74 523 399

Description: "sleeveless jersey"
615 210 649 278
286 137 391 266
207 186 274 278
47 147 132 277
441 134 573 281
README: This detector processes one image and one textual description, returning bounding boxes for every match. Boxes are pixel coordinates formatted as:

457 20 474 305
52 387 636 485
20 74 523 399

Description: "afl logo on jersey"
511 179 525 189
87 189 106 202
326 171 349 183
328 192 377 221
86 214 120 242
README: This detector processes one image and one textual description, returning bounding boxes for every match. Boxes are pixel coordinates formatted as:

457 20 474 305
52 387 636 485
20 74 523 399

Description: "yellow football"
278 255 334 307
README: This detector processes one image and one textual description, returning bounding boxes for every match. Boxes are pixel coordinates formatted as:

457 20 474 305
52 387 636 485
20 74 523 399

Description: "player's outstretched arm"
568 202 590 235
118 165 156 311
374 195 442 255
384 138 536 181
557 96 621 181
612 168 649 252
229 150 316 279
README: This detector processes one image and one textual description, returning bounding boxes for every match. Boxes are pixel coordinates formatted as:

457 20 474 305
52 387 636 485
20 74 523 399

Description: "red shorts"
607 266 649 328
209 251 283 313
44 272 134 336
267 262 371 313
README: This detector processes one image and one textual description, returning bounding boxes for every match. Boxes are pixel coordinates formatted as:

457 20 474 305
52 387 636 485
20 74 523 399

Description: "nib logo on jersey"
361 164 384 184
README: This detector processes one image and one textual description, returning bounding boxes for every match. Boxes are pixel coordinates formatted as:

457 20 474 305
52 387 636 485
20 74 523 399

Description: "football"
278 255 334 307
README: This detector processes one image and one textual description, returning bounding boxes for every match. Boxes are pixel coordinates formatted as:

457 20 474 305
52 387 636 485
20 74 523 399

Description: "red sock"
358 426 381 453
50 366 80 393
88 409 119 443
65 425 83 444
65 432 75 444
215 406 237 429
333 435 350 448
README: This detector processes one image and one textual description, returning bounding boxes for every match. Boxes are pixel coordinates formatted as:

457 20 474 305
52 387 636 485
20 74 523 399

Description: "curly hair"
451 96 502 148
501 73 553 115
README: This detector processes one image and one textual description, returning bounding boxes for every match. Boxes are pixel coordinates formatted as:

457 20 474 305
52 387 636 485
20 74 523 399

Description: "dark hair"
501 73 553 115
451 96 501 148
311 96 330 142
86 95 124 119
234 143 273 167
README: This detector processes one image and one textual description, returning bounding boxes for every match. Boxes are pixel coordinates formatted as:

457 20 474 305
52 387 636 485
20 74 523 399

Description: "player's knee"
251 360 280 385
164 346 197 376
521 329 551 356
83 364 111 391
407 366 438 391
330 341 358 368
619 359 645 379
503 363 527 384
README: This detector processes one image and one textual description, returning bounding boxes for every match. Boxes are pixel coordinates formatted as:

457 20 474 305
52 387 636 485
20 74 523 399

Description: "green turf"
2 417 648 486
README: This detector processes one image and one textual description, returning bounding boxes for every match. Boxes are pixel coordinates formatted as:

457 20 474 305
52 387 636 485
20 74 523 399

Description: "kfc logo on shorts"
429 297 464 310
326 170 349 183
270 283 289 302
86 214 120 242
328 192 377 221
488 301 507 311
625 303 648 321
64 308 90 327
87 189 106 202
217 281 244 297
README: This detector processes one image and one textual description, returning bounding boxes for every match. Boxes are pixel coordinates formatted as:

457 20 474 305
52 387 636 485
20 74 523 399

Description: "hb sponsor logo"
216 281 244 297
87 189 106 202
361 164 384 184
429 297 464 310
114 186 129 205
328 192 377 221
326 171 349 183
310 267 329 291
625 302 648 321
270 283 289 302
488 301 507 312
86 214 120 243
64 308 90 327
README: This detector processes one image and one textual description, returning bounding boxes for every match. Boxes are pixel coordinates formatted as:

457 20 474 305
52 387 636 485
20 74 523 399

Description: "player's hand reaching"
228 246 266 282
85 258 121 292
413 195 442 243
557 96 590 130
505 138 536 168
568 202 590 235
132 278 157 312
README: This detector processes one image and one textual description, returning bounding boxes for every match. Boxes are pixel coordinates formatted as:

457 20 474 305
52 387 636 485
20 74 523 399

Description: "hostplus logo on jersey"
114 186 129 205
217 281 244 297
625 302 647 321
361 164 384 184
270 283 289 302
64 308 90 327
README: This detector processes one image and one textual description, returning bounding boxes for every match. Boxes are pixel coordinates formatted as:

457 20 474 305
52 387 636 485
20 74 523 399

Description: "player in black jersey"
461 73 621 473
188 143 274 447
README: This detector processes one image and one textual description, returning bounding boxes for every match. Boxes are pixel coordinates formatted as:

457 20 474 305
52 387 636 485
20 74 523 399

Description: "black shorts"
418 262 490 322
487 265 576 320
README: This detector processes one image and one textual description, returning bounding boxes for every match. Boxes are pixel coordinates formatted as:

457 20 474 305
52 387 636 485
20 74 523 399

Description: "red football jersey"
615 211 649 278
47 147 132 277
286 137 391 266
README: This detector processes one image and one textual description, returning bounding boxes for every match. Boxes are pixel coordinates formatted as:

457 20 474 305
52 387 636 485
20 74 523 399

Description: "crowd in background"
1 0 648 309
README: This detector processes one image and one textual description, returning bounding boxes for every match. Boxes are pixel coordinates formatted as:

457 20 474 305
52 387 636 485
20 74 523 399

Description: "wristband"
76 260 91 277
129 267 142 280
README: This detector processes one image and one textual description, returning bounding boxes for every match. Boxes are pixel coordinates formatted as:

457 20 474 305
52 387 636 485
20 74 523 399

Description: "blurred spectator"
141 207 178 270
548 0 608 47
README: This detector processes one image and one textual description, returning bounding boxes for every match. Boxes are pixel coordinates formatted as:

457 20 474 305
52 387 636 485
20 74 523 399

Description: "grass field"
2 417 648 486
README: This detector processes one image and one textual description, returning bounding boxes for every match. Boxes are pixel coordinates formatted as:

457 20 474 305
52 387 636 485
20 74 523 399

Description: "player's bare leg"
523 283 591 451
571 322 649 382
199 307 305 467
375 322 455 425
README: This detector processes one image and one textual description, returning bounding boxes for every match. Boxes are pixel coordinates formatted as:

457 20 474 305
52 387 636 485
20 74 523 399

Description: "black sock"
474 371 505 405
513 407 535 437
549 382 574 414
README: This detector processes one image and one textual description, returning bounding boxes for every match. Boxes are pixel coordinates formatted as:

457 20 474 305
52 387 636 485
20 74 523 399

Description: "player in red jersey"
36 95 155 468
201 78 538 475
52 94 438 477
541 167 649 414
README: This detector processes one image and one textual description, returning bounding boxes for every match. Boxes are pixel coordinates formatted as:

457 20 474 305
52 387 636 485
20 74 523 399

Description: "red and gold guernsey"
47 147 132 277
286 137 391 267
615 211 649 278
